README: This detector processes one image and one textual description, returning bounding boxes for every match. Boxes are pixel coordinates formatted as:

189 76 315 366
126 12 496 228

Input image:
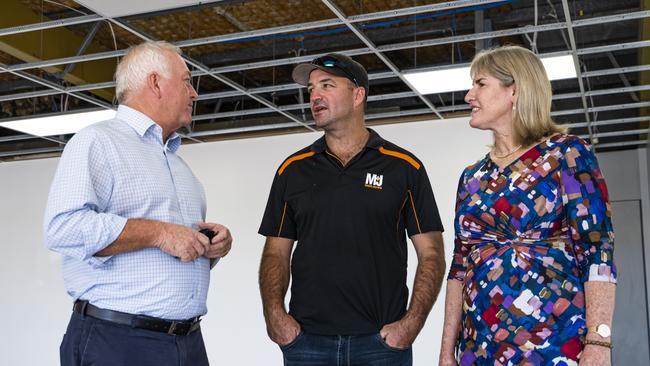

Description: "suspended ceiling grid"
0 0 648 161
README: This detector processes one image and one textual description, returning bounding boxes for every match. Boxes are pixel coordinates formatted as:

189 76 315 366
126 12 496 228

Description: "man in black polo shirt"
258 53 446 365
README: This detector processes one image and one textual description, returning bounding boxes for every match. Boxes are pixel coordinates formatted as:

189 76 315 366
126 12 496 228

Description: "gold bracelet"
584 339 613 349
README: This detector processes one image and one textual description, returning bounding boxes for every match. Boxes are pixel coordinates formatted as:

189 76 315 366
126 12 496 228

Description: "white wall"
3 120 648 365
0 117 490 365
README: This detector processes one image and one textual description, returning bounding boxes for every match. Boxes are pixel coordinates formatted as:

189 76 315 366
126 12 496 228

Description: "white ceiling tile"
75 0 224 18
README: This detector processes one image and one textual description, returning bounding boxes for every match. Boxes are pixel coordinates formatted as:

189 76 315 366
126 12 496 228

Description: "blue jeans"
60 312 209 366
280 332 413 366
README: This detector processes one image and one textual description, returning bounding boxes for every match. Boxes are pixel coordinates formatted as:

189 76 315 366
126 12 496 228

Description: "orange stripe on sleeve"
379 147 421 170
277 202 288 237
278 151 315 175
408 190 423 233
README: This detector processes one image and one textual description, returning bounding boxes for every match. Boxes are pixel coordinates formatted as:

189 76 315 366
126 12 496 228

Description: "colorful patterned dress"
448 134 616 366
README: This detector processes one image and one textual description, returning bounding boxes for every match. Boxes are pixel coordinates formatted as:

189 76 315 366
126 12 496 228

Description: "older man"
259 53 446 365
44 41 232 366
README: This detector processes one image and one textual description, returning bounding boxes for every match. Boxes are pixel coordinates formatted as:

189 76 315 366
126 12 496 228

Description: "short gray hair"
114 41 182 103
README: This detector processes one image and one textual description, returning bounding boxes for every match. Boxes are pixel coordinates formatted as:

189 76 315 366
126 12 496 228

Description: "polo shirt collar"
311 128 384 153
115 105 181 152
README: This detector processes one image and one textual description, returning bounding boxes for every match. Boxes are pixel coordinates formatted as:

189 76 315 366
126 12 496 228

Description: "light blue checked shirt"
44 105 210 320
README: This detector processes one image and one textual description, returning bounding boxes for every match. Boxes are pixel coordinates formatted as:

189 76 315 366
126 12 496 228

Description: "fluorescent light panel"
542 55 578 80
404 54 577 95
0 109 116 137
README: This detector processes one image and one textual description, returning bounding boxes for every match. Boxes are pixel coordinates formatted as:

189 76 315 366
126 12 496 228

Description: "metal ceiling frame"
560 0 594 142
103 18 316 133
0 14 104 37
2 0 510 73
0 64 646 143
0 1 647 158
0 11 646 110
2 54 650 107
321 0 443 119
4 7 648 74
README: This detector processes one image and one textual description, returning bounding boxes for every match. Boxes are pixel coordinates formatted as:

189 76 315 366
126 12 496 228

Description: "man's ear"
353 86 366 109
146 72 162 98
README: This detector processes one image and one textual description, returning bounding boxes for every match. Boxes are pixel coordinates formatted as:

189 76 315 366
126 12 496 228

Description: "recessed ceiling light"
541 55 578 80
0 109 116 137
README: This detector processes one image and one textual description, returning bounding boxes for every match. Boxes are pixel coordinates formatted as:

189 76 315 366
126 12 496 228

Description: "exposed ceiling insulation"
0 0 648 161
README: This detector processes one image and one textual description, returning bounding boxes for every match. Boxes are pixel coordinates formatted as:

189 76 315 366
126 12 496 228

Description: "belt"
73 300 201 336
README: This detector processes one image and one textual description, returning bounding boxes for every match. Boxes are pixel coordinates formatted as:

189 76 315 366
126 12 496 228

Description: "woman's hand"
438 353 459 366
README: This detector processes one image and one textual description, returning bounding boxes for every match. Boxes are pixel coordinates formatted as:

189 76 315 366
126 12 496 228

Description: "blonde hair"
470 45 566 146
115 41 182 103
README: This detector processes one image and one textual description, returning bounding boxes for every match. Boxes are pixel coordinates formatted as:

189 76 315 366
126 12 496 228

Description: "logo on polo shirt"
364 173 383 189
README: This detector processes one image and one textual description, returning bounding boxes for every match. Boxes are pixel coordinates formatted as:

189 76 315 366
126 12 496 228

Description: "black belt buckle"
167 318 200 335
74 300 89 316
167 321 177 335
190 318 201 333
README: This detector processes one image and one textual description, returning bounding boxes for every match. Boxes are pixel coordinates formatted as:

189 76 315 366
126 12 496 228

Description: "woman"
438 45 616 366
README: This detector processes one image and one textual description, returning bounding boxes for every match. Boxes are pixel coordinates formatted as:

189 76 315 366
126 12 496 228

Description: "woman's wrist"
584 338 612 349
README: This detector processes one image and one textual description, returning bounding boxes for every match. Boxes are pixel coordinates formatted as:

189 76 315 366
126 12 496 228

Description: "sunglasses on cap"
311 55 360 87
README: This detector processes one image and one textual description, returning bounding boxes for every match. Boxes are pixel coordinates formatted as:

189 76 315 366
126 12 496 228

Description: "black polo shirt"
259 129 443 335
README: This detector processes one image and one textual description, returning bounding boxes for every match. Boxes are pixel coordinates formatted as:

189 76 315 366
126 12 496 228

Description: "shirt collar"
311 128 384 153
116 105 181 152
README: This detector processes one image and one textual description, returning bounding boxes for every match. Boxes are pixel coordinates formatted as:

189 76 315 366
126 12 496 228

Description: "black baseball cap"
292 53 369 94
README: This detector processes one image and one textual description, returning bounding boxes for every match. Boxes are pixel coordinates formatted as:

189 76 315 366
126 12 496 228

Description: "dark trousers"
280 332 413 366
60 312 209 366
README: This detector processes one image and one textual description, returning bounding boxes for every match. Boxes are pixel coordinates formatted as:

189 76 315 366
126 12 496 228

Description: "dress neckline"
484 134 560 174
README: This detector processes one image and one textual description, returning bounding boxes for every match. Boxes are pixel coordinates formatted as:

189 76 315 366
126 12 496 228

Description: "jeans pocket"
279 331 304 351
375 333 410 352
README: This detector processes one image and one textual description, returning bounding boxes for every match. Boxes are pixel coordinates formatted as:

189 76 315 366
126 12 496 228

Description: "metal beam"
0 146 63 158
105 18 316 133
552 84 650 100
641 0 650 120
4 55 650 105
0 63 113 145
577 40 650 56
0 1 116 101
583 64 650 78
2 102 648 147
189 89 650 123
0 64 112 109
175 0 506 48
214 6 250 31
1 0 502 72
567 116 650 129
596 140 647 149
6 49 126 72
0 134 38 143
606 52 639 102
320 0 443 119
0 14 103 37
561 0 593 142
580 128 648 139
346 0 506 23
1 76 646 133
61 22 102 77
552 101 650 116
6 7 648 75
